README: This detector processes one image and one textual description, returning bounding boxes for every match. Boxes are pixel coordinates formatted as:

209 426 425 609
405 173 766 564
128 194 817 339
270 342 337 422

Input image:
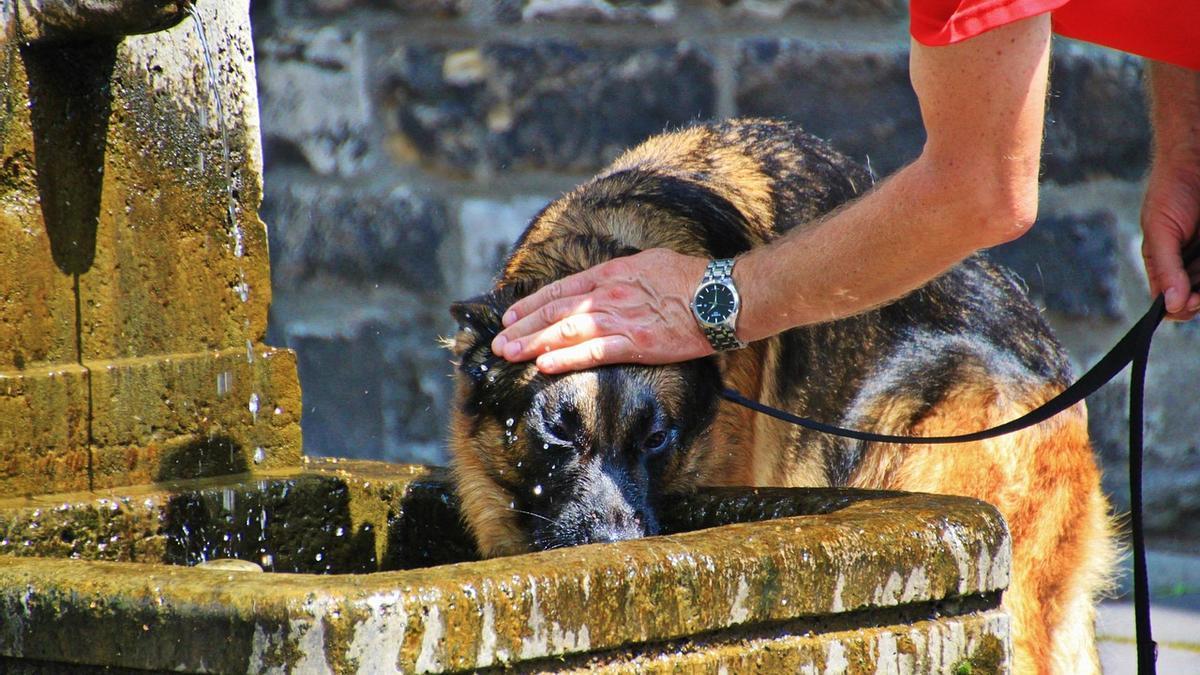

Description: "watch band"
700 259 747 352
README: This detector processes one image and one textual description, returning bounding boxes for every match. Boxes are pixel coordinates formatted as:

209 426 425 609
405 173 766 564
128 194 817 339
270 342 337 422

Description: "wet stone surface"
1 460 1012 673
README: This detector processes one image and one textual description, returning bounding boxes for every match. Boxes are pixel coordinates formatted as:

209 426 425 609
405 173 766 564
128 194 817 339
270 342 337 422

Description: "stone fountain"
0 1 1013 672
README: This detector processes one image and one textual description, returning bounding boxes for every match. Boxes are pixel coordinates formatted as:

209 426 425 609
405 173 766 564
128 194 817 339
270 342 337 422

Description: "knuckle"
560 316 579 339
588 341 606 363
629 323 653 346
539 302 559 325
604 285 628 302
600 259 629 280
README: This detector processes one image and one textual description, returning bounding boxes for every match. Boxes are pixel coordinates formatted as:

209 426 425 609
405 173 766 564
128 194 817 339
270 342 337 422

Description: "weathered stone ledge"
0 461 1012 673
0 345 301 497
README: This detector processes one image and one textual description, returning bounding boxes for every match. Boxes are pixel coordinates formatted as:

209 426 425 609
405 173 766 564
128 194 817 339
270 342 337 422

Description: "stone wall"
250 1 1199 547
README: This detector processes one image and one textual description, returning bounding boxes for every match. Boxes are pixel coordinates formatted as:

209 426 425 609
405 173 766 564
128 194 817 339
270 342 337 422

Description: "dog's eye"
643 430 670 453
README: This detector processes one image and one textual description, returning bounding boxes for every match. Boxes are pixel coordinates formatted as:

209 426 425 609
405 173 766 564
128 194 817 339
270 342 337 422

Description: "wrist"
730 249 787 343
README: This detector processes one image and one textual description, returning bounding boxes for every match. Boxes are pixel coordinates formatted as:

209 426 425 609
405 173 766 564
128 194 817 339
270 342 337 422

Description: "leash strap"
720 294 1167 673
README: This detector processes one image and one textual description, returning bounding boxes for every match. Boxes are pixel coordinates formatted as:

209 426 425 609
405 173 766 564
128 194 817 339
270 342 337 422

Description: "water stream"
186 6 265 463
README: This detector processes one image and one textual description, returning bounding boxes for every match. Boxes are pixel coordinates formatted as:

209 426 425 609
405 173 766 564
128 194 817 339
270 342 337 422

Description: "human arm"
1141 60 1200 321
492 16 1053 374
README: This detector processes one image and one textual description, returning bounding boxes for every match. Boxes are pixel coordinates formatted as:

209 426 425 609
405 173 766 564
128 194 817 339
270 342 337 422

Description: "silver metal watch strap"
700 258 747 352
704 323 746 351
703 258 737 284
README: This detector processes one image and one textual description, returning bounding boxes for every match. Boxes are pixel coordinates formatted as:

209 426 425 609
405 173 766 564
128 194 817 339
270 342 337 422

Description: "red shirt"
910 0 1200 70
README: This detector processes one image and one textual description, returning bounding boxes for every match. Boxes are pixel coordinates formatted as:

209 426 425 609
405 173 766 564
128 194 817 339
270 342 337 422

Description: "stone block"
720 0 906 20
736 40 1151 184
520 0 677 24
989 210 1124 320
1088 338 1200 541
261 177 450 292
268 285 453 465
0 46 89 370
736 40 921 178
376 41 717 175
256 26 372 176
86 346 302 488
31 3 270 361
1044 44 1149 184
0 0 301 493
285 0 471 18
0 365 90 497
454 196 547 298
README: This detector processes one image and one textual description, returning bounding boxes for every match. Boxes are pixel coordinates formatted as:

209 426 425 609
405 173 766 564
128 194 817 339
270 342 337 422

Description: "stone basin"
0 459 1011 673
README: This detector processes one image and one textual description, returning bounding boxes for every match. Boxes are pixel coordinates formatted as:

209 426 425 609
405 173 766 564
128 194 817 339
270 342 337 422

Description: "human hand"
490 249 714 374
1140 159 1200 321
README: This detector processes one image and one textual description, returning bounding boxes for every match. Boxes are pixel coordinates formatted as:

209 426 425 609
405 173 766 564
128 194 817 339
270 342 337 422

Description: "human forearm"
1148 61 1200 161
736 19 1052 339
734 156 1026 340
1140 61 1200 319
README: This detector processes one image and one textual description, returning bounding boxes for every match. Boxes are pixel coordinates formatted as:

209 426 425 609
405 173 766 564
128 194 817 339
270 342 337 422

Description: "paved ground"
1098 595 1200 673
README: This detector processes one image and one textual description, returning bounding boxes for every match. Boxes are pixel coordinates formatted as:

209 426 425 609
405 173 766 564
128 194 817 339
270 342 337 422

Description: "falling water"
187 5 242 260
187 6 266 452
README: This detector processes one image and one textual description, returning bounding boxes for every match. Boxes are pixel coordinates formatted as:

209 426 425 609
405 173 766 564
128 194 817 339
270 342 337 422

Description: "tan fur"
845 382 1115 674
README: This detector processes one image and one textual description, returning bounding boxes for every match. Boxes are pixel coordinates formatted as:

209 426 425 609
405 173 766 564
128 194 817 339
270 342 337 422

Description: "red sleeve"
910 0 1070 46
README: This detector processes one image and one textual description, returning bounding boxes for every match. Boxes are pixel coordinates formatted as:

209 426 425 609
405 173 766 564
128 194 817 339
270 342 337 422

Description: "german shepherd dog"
447 119 1114 673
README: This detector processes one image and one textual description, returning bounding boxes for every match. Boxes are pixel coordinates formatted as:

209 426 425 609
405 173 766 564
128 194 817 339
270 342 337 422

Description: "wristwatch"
692 258 747 352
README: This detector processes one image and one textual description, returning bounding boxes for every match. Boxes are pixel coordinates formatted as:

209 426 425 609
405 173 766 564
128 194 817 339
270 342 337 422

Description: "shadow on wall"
23 40 117 278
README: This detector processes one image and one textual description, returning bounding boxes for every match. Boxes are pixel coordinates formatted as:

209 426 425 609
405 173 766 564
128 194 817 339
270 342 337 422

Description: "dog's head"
448 285 722 555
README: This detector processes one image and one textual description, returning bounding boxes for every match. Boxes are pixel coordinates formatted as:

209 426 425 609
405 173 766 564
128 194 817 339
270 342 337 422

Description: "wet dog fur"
446 119 1114 674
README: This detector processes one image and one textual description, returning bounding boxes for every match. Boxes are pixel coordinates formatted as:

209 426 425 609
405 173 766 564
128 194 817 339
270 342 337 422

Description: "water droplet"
505 418 514 427
253 447 266 464
315 552 323 562
216 371 232 396
533 485 543 496
542 443 549 450
480 364 489 372
248 393 260 420
335 527 344 537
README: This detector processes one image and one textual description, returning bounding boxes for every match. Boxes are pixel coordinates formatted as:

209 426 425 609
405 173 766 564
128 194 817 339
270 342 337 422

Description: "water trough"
0 0 1013 672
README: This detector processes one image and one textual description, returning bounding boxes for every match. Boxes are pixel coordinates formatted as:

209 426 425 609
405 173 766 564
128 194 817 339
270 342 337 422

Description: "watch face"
695 282 737 324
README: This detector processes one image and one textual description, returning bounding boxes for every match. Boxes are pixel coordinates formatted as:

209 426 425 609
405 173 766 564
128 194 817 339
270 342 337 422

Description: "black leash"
720 293 1171 673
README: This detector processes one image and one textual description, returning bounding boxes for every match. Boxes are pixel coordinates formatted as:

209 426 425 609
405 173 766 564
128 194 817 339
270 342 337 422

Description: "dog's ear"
449 295 504 356
449 282 542 345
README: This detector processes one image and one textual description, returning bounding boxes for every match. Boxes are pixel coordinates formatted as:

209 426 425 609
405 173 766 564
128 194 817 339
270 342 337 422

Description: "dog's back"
454 119 1114 673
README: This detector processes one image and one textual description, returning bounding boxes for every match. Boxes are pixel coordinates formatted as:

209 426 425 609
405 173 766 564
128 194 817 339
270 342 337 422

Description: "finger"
1142 235 1191 314
492 293 595 359
504 312 615 362
503 271 599 328
1164 259 1200 321
534 336 635 374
